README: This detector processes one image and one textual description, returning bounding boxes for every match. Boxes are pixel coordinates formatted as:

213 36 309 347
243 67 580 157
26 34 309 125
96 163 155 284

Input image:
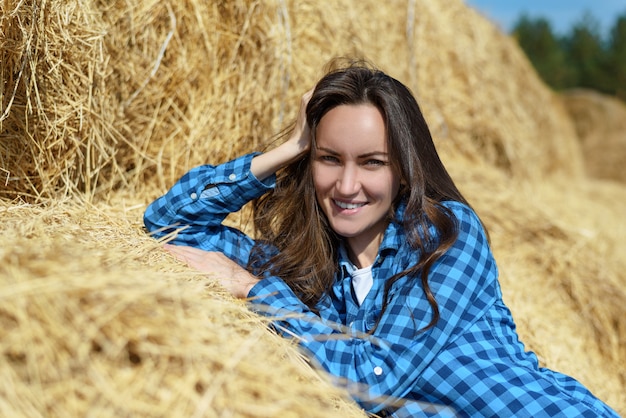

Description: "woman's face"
312 104 401 259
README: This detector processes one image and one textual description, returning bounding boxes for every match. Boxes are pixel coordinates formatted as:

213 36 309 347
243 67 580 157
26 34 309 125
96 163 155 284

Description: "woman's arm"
142 152 272 264
143 90 313 261
164 245 260 298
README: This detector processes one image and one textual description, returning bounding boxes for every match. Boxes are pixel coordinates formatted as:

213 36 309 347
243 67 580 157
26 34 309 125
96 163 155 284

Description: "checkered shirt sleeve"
143 152 273 265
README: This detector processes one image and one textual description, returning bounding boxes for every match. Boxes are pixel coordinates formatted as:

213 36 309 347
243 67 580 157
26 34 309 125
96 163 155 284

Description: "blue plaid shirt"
144 153 619 418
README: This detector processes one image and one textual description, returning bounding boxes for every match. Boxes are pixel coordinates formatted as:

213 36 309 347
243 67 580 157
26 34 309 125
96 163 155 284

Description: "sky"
464 0 626 37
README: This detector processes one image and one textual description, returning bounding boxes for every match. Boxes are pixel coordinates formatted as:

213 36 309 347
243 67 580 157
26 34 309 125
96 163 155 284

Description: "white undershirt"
339 243 374 305
351 264 373 305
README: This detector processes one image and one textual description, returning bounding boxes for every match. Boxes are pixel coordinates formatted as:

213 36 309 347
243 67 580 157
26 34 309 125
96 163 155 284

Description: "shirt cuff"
247 276 306 314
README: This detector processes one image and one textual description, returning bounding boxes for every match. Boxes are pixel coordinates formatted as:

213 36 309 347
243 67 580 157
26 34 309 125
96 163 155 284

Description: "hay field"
1 0 624 416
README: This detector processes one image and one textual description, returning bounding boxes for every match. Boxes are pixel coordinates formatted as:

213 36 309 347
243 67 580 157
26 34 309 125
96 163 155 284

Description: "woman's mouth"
333 199 366 210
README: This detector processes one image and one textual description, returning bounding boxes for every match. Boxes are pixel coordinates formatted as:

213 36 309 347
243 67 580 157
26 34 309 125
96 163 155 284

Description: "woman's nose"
336 165 359 195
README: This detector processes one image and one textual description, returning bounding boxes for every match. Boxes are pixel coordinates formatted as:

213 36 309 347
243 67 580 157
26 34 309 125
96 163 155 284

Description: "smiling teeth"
334 200 365 209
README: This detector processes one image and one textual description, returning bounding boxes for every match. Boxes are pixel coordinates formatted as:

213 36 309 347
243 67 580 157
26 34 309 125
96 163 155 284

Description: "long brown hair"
250 59 479 330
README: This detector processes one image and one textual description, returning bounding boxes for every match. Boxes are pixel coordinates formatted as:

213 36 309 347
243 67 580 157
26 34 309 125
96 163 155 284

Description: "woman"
144 61 619 417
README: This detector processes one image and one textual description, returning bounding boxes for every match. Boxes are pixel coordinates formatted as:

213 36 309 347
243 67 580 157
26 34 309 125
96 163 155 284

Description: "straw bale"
0 198 365 417
3 0 583 201
0 0 112 200
327 0 585 182
1 0 295 200
560 89 626 183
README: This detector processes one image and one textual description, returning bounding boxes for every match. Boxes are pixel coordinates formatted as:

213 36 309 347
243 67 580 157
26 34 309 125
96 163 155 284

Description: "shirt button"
373 366 383 376
228 173 236 181
190 192 198 200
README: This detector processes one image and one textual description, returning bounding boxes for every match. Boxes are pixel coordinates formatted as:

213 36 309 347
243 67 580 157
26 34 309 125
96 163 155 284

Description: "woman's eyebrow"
316 147 388 158
315 146 339 155
358 151 388 158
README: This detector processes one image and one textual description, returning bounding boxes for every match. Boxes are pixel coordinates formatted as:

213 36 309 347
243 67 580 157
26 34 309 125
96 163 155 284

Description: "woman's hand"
164 244 260 298
287 88 314 154
250 88 314 181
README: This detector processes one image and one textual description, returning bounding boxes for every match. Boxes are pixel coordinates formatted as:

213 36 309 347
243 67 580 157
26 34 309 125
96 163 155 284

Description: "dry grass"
1 0 625 416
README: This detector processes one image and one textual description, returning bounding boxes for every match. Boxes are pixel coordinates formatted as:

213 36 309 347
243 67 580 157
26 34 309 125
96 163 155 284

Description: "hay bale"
2 0 583 201
1 0 296 200
345 0 584 182
0 0 111 200
0 199 365 417
560 89 626 183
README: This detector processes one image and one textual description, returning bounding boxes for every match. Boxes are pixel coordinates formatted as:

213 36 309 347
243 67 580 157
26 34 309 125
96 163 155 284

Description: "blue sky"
464 0 626 37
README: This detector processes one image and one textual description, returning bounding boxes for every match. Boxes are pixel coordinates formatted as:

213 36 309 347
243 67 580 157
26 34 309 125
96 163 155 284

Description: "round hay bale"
560 89 626 183
1 0 298 200
2 0 584 201
0 0 111 200
0 199 365 418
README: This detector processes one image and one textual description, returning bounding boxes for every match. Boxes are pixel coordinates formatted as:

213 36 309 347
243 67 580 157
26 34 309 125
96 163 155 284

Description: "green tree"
512 15 575 89
607 14 626 100
562 12 611 93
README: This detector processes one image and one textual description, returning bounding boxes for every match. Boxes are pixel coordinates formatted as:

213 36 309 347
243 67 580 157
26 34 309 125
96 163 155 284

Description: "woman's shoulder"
439 200 487 238
440 200 478 221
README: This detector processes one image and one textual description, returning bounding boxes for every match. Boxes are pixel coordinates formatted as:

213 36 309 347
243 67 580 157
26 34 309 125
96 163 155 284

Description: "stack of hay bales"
1 0 624 416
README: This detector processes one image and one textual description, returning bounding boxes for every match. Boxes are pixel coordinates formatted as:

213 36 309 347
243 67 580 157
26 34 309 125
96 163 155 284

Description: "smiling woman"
143 59 620 417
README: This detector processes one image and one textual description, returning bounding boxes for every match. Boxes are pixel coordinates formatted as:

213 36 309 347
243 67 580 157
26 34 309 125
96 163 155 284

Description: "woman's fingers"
164 244 206 267
291 88 314 151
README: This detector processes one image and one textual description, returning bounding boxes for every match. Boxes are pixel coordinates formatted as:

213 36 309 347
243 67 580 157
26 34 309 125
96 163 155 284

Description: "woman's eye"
365 159 386 167
320 155 339 163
